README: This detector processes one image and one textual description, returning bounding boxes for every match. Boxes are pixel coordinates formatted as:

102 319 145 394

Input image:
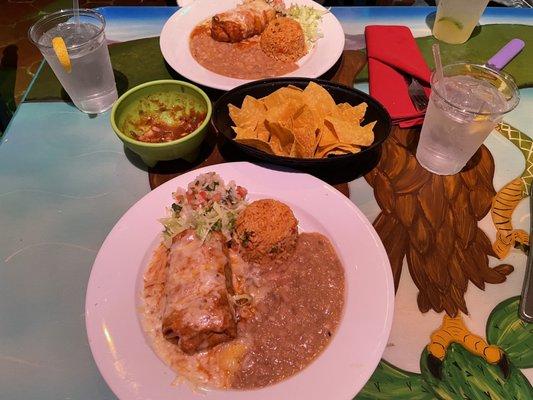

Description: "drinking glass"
432 0 490 44
29 9 118 114
416 63 519 176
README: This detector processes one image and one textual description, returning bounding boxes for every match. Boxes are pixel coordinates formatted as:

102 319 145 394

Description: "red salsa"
126 98 207 143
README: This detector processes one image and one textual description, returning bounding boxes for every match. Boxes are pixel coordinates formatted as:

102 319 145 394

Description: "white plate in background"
159 0 345 90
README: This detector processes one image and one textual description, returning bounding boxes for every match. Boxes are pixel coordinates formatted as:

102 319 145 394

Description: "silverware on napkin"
519 192 533 322
406 75 428 112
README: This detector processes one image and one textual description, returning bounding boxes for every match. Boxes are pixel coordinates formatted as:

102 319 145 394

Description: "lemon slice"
52 36 72 73
437 17 464 30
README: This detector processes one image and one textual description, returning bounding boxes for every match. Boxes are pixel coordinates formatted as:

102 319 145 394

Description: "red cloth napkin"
365 25 432 128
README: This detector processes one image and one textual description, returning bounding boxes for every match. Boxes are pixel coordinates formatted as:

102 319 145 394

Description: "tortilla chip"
265 100 303 130
290 141 297 157
266 120 294 155
233 126 257 140
293 105 316 131
317 123 339 148
228 96 266 130
301 82 337 119
337 102 368 123
313 129 323 156
269 134 287 156
292 105 317 157
228 104 247 128
261 87 303 110
229 106 256 130
337 103 351 112
242 95 267 114
361 121 377 145
324 116 374 147
316 143 360 158
327 149 353 156
348 121 376 147
293 133 315 158
255 121 270 142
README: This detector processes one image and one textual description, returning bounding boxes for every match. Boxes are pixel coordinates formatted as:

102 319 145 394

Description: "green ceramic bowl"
111 80 212 167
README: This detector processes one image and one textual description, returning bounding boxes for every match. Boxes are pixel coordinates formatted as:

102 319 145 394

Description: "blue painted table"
1 6 533 399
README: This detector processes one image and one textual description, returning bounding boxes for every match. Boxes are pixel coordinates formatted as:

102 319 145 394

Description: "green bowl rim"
110 79 213 148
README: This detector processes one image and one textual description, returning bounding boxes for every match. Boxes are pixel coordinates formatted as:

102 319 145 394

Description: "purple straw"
487 39 525 71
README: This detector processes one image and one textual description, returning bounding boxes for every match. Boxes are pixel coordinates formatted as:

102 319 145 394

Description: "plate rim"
159 0 346 90
85 161 394 400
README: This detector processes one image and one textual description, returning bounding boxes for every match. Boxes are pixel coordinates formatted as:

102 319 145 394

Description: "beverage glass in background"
432 0 490 44
29 9 118 114
416 63 519 176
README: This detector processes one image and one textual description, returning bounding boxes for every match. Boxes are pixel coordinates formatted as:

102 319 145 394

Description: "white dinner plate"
85 162 394 400
159 0 345 90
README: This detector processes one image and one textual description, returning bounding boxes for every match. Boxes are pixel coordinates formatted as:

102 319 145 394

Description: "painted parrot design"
356 297 533 399
363 125 517 378
491 122 532 259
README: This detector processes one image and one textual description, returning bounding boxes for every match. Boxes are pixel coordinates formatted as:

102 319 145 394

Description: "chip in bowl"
228 82 375 158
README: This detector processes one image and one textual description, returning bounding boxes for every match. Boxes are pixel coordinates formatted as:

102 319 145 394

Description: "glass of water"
432 0 490 44
416 63 519 176
29 9 118 114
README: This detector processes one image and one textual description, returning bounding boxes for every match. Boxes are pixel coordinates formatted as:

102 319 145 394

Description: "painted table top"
1 5 533 400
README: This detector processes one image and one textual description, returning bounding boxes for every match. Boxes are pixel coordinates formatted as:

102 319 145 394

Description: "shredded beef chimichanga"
162 230 237 355
211 0 277 43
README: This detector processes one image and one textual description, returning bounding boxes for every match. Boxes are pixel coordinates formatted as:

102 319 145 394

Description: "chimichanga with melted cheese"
211 0 277 43
161 230 236 354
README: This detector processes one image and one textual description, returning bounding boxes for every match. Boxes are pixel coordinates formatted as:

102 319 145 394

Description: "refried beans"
189 24 298 80
231 232 345 388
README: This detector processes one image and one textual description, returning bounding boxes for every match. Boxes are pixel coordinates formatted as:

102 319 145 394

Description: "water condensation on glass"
416 74 510 175
434 75 508 122
39 21 98 46
39 21 117 114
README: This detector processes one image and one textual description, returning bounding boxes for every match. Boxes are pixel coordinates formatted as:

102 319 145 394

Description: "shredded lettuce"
287 5 328 49
161 202 244 245
159 173 247 246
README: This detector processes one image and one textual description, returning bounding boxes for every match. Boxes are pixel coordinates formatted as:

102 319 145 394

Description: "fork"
406 75 429 112
519 192 533 322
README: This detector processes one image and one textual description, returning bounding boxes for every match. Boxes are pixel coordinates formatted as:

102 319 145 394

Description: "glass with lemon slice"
29 9 117 114
433 0 490 44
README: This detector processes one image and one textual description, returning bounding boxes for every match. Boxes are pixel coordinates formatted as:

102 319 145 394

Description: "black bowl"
211 78 392 181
